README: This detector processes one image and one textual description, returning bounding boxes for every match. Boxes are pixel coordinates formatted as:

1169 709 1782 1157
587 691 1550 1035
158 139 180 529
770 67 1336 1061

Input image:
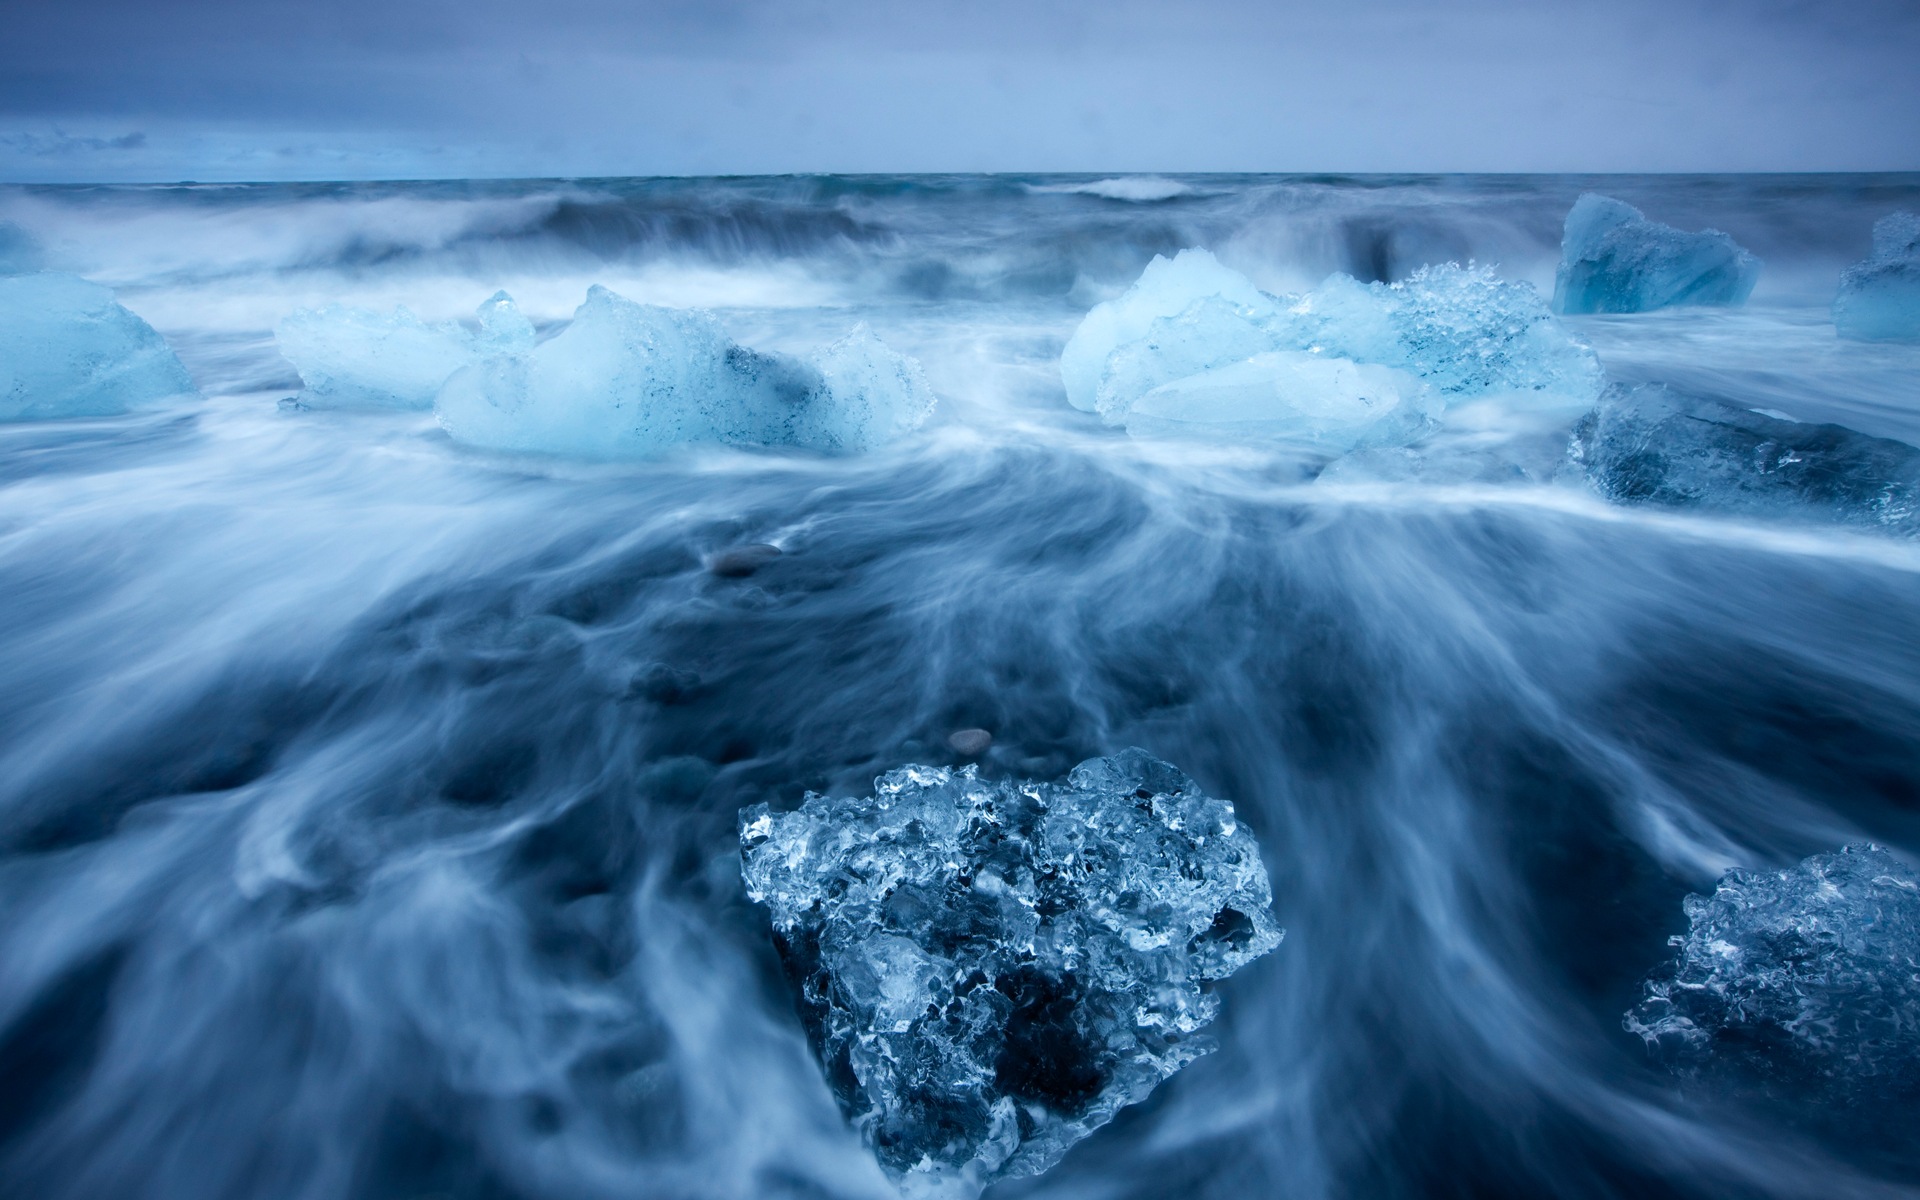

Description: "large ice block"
434 285 934 458
0 272 196 422
740 749 1282 1198
1552 194 1760 314
1834 211 1920 342
1627 844 1920 1114
1568 383 1920 535
1062 252 1599 445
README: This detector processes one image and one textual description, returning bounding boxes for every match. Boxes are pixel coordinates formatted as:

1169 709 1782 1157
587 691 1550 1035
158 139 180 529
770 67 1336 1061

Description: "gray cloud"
1 0 1915 179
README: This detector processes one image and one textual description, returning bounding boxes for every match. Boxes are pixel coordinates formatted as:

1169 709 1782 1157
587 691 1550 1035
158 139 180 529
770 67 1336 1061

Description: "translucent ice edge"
740 748 1282 1198
0 271 197 422
1060 248 1601 449
1552 193 1760 315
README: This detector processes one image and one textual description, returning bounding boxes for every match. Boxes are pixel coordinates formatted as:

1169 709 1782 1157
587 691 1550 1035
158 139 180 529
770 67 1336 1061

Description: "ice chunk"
1834 212 1920 343
1626 844 1920 1112
1060 248 1279 414
1552 194 1760 314
0 272 196 422
275 299 506 410
1063 253 1599 441
740 749 1282 1197
435 285 934 458
0 221 45 275
1124 351 1433 447
1568 383 1920 535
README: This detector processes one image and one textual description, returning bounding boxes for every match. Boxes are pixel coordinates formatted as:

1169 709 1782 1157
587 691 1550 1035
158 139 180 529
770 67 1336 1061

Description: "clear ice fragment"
1568 383 1920 535
1552 194 1760 314
1834 212 1920 343
1626 844 1920 1112
0 272 196 422
275 297 515 410
740 749 1282 1198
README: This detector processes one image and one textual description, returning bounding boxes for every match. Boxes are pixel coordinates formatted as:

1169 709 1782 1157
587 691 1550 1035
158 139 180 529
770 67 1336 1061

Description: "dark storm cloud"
1 0 1916 178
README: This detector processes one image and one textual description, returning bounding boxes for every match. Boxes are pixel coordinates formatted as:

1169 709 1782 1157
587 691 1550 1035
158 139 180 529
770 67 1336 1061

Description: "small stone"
946 728 992 756
705 543 782 578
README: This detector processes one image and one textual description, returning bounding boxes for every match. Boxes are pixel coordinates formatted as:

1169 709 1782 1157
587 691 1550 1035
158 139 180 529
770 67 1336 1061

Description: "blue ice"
1062 250 1598 446
275 294 529 409
434 285 935 458
1834 212 1920 343
0 271 196 422
1552 194 1760 314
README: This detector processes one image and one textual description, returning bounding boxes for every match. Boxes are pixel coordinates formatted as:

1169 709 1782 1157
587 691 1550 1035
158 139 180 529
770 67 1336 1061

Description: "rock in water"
946 728 992 757
1568 383 1920 536
1552 194 1760 314
0 272 196 422
1834 211 1920 343
739 749 1282 1197
1626 845 1920 1119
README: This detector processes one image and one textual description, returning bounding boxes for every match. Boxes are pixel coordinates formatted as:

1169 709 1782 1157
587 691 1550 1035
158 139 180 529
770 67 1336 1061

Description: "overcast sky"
2 0 1917 181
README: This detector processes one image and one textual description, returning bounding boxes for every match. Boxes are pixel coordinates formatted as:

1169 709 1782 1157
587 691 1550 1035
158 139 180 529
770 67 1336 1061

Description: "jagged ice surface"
1626 845 1920 1116
1061 249 1599 446
1568 383 1920 535
435 285 935 458
1834 211 1920 343
1552 194 1760 314
739 750 1282 1198
0 272 196 422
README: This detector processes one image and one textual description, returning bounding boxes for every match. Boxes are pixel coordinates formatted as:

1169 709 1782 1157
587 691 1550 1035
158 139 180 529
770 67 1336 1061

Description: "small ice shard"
435 286 935 458
0 272 196 422
1552 194 1760 314
1834 212 1920 343
1062 252 1599 443
740 749 1282 1198
1626 844 1920 1112
275 295 526 410
0 221 46 275
1568 383 1920 535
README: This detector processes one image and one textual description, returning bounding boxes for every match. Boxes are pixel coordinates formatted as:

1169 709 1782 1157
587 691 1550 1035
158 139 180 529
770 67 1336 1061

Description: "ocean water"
2 173 1920 1199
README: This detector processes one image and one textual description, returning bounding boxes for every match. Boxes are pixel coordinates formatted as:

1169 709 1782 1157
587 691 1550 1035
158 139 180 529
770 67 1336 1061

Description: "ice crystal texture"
1568 383 1920 535
739 749 1282 1197
1625 844 1920 1108
1061 250 1597 445
1552 194 1760 314
1834 211 1920 343
0 272 196 422
276 291 534 410
435 285 935 458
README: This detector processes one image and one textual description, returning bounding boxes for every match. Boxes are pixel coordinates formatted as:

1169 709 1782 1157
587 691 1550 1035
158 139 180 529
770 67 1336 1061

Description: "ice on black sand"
1553 194 1760 314
740 749 1282 1197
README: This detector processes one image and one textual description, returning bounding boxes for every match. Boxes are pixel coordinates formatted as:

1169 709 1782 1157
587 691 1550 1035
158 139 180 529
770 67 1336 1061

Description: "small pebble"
947 728 992 756
706 543 782 578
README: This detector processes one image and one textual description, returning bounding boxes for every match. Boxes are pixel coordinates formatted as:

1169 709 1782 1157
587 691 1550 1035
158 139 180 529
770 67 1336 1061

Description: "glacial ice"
1568 383 1920 535
435 285 935 458
0 272 196 422
275 298 517 410
1834 212 1920 342
1626 844 1920 1109
1552 194 1760 314
0 220 45 275
740 749 1282 1197
1062 251 1599 445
